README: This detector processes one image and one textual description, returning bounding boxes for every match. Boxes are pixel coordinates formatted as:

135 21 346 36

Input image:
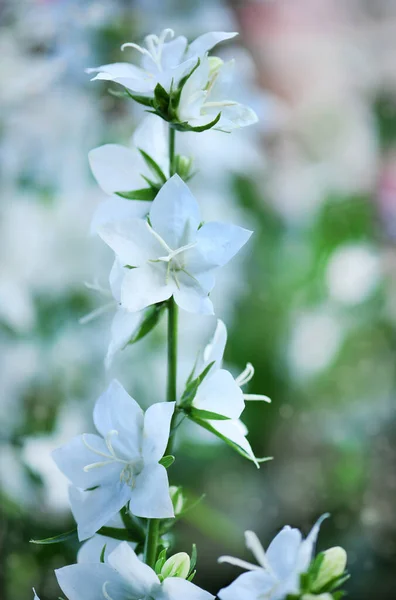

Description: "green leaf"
159 455 175 469
98 526 143 542
30 529 77 545
138 148 167 184
189 543 197 574
153 83 170 117
115 188 157 201
189 408 230 421
100 544 106 563
108 87 153 107
128 303 167 346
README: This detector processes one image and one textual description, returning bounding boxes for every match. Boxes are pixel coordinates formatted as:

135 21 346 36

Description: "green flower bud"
312 547 347 592
161 552 190 580
174 155 193 180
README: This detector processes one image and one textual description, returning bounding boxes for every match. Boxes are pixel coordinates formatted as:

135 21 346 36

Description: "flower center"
82 430 143 489
121 28 175 73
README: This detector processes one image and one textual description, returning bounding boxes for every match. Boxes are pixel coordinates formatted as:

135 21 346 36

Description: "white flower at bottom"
56 541 215 600
52 380 175 540
32 590 39 599
218 516 328 600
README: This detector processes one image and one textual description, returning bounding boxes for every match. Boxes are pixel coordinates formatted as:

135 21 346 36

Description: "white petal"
69 484 131 542
78 535 135 564
295 515 328 575
193 369 244 420
218 570 275 600
149 175 201 249
217 104 258 132
89 144 144 195
173 272 214 315
159 36 188 70
129 463 174 519
187 32 238 59
142 402 175 462
105 308 143 369
158 57 197 92
178 59 210 122
33 589 40 599
121 263 173 313
108 542 159 595
266 526 302 581
98 218 162 266
188 222 252 274
93 380 144 457
90 198 151 235
202 319 227 370
133 115 169 177
56 563 127 600
209 419 257 465
86 62 145 79
161 577 215 600
109 260 125 302
52 434 121 489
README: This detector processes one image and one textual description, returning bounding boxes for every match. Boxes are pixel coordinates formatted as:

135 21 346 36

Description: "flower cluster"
31 27 349 600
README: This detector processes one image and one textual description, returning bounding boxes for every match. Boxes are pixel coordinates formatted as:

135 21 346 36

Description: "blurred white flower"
326 244 380 305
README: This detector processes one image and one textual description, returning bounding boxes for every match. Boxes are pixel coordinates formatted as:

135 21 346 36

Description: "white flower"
86 29 237 96
56 541 215 600
32 589 39 599
98 174 252 315
188 320 270 464
89 114 168 197
52 380 175 541
218 516 328 600
177 57 258 132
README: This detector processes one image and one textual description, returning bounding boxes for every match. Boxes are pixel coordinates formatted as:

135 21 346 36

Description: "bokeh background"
1 0 396 598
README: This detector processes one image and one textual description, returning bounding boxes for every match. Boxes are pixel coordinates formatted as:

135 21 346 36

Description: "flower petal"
52 434 121 489
78 535 135 564
218 569 275 600
149 175 201 249
93 379 144 457
173 271 214 315
108 542 159 595
202 319 227 370
69 484 131 541
162 576 215 600
187 32 238 59
89 144 144 195
133 115 169 177
105 308 144 369
90 198 151 235
188 222 252 274
129 463 174 519
209 419 257 465
86 62 145 80
193 369 244 420
98 218 162 266
266 526 302 581
142 401 175 462
121 262 173 313
295 514 329 575
56 563 127 600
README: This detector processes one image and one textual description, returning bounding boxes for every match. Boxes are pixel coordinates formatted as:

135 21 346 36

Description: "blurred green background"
1 0 396 598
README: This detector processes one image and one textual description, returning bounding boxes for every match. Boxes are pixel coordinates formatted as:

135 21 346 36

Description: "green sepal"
320 573 351 593
98 526 143 542
189 544 197 575
100 544 106 563
170 112 222 133
155 548 168 575
153 83 171 118
180 361 215 408
159 455 175 469
187 570 196 582
115 188 158 201
138 148 167 184
127 303 167 346
169 58 201 114
189 408 230 421
30 529 77 545
108 87 153 107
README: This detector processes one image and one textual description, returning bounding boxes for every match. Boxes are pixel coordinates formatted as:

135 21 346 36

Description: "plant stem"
143 518 160 568
169 125 176 176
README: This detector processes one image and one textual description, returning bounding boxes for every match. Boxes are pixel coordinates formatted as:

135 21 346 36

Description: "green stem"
166 297 178 454
143 518 160 568
169 126 176 176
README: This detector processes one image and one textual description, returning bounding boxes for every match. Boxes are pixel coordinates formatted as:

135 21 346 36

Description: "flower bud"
169 485 185 515
174 155 193 180
311 547 347 592
161 552 190 580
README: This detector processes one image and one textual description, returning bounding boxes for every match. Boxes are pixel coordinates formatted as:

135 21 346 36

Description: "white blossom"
189 320 270 464
56 541 214 600
178 56 258 132
98 175 252 315
52 380 175 540
86 29 237 96
218 516 328 600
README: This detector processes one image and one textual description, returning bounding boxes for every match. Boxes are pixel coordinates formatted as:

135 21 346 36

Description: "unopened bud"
302 595 333 600
312 547 347 593
174 155 193 180
169 486 185 515
161 552 190 580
